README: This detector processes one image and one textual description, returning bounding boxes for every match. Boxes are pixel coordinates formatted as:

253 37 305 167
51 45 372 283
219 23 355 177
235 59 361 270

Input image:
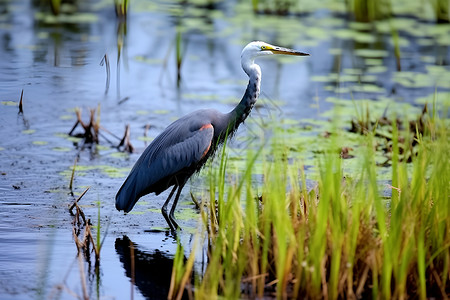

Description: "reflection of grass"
114 0 129 19
171 104 449 298
49 0 61 15
347 0 392 22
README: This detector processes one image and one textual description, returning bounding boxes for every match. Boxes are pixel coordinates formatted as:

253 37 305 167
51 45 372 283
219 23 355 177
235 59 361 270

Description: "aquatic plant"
114 0 129 19
170 102 449 299
347 0 392 22
176 30 183 87
49 0 61 16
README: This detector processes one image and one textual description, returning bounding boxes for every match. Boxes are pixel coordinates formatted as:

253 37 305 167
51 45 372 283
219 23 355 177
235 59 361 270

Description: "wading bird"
116 41 309 231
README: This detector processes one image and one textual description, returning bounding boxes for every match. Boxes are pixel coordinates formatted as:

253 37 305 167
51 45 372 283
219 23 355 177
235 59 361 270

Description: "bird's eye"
261 46 266 50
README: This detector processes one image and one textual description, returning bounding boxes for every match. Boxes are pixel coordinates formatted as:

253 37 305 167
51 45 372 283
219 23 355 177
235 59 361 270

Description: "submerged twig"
69 186 90 214
77 251 89 300
18 89 24 114
100 54 110 95
118 96 130 105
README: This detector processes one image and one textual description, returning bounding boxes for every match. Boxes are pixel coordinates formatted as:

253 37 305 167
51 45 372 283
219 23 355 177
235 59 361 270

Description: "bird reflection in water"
115 236 190 299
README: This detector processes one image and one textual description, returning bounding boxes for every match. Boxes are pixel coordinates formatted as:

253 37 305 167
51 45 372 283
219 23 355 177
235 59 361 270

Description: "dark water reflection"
115 235 189 300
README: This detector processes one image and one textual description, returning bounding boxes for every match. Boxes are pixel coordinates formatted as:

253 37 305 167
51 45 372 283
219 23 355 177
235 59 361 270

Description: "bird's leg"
161 184 178 231
169 180 187 230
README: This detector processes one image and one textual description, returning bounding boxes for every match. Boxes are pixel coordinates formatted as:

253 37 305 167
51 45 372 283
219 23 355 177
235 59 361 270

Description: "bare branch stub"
68 108 99 144
69 187 90 214
68 106 132 153
18 89 24 114
118 124 134 153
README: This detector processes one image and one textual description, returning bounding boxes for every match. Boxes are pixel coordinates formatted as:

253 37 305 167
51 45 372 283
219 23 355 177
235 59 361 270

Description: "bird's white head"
240 41 309 76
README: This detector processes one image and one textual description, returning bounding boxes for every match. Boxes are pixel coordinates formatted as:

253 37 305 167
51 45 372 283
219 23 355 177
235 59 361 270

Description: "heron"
116 41 309 231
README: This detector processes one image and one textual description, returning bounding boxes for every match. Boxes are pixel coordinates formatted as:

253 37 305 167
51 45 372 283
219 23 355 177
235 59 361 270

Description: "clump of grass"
171 104 449 299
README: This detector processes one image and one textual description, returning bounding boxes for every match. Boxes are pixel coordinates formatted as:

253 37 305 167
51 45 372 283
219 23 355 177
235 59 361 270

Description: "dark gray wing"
116 114 214 212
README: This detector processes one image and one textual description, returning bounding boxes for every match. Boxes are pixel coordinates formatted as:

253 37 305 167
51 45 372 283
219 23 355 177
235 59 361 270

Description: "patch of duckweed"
153 110 170 115
354 49 389 58
1 101 17 106
22 129 36 134
55 132 82 143
52 147 72 152
417 38 434 46
60 164 129 179
393 70 450 88
325 86 351 94
59 114 74 120
334 29 377 43
415 92 450 108
367 65 388 73
95 145 110 151
175 208 198 221
32 141 48 145
128 211 146 215
351 84 385 93
34 12 98 24
109 152 130 159
280 118 300 125
137 136 154 142
101 166 128 178
60 169 87 178
136 110 149 115
134 55 163 64
311 73 365 83
365 58 384 66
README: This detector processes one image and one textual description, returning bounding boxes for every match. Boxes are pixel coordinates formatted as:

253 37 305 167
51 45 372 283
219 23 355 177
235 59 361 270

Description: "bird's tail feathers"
115 177 140 213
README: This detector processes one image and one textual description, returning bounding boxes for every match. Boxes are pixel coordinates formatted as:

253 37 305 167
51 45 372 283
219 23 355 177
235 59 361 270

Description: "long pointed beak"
271 46 309 56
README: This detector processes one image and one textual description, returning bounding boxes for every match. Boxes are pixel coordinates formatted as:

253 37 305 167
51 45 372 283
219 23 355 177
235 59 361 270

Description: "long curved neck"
227 62 261 133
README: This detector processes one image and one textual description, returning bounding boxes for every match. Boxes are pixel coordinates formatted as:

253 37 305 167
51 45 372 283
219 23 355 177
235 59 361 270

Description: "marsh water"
0 0 449 299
